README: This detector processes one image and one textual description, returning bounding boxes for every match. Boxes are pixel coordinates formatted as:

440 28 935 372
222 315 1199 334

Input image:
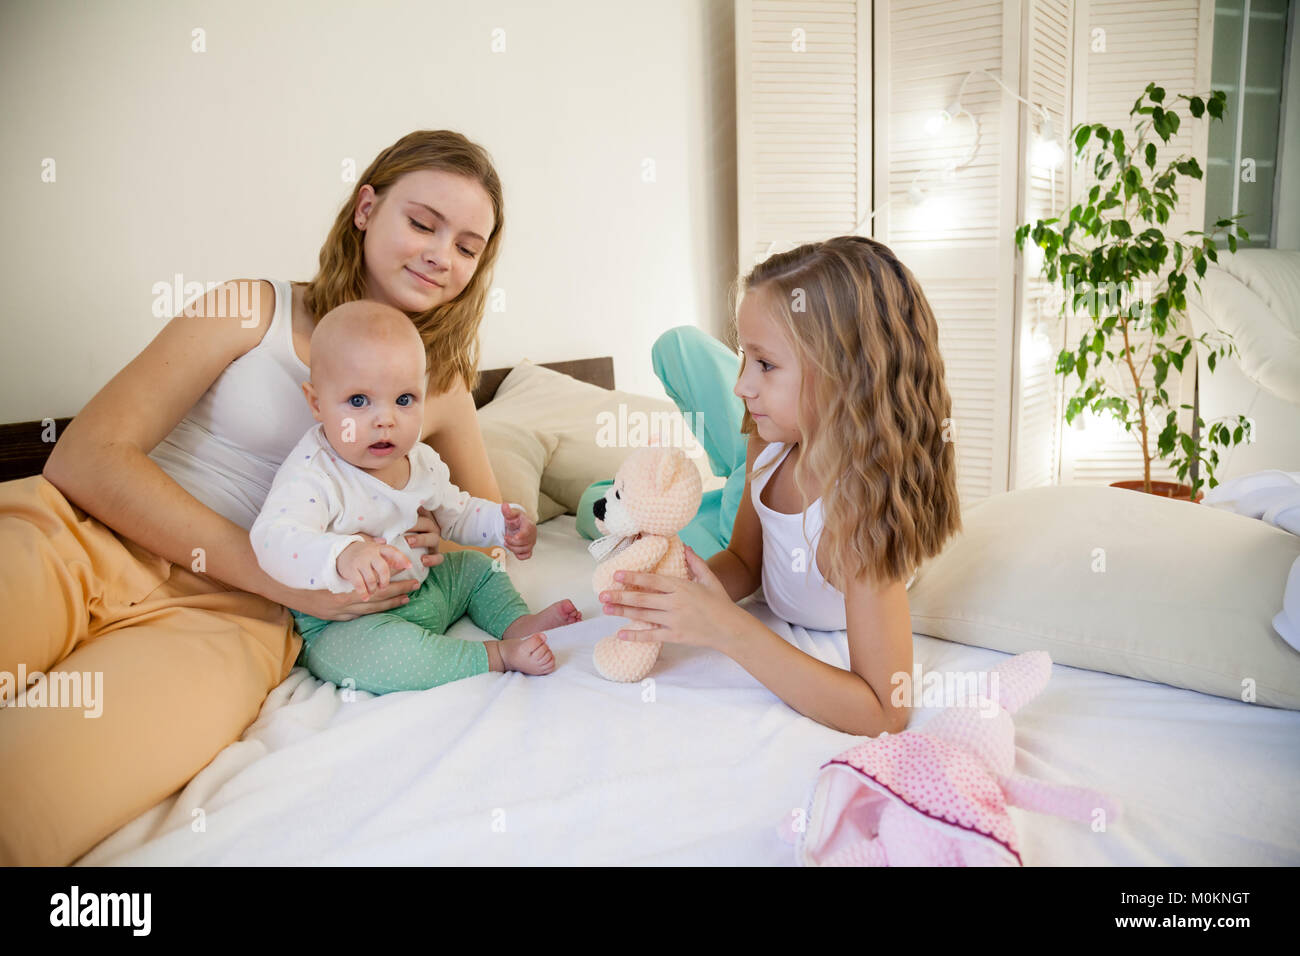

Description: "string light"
759 69 1063 259
1032 113 1065 169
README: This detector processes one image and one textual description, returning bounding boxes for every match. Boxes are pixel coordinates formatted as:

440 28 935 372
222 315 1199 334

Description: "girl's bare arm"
709 430 912 736
421 378 502 501
707 431 766 602
44 281 279 591
421 378 503 556
720 572 913 737
41 280 410 613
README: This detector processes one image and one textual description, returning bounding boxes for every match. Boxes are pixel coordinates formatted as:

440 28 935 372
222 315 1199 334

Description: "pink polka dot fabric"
825 732 1021 865
794 651 1122 867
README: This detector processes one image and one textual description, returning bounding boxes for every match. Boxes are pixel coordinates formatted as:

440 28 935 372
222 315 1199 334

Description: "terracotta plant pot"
1109 479 1204 503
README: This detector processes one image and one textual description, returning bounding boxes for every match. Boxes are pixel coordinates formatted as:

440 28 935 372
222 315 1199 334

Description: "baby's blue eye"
348 395 367 408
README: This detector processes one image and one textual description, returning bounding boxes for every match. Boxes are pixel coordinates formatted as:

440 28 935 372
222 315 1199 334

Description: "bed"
64 508 1299 866
7 357 1299 866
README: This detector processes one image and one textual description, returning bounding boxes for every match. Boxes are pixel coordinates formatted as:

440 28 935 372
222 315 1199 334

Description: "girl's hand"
503 503 536 560
281 578 419 622
598 546 743 650
259 532 418 622
401 506 444 569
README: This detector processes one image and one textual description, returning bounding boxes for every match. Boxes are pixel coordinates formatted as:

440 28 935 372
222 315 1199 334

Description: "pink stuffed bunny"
589 447 702 682
791 651 1121 865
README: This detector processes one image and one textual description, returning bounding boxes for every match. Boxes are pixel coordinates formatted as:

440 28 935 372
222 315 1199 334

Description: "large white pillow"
479 360 715 513
906 484 1300 709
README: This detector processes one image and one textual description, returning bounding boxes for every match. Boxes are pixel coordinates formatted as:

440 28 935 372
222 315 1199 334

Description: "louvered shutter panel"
736 0 872 271
874 0 1021 505
1059 0 1214 486
1012 0 1074 489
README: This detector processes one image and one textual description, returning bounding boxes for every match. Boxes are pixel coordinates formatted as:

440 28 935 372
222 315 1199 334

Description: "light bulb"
924 110 951 137
1032 327 1052 362
1023 238 1045 276
924 100 962 137
1032 113 1064 169
1020 324 1053 369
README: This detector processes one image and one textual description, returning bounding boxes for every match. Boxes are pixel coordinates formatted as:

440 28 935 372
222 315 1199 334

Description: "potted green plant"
1015 83 1254 502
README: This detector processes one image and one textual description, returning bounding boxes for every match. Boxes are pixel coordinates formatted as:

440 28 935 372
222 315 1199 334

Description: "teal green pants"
577 326 747 559
290 550 529 694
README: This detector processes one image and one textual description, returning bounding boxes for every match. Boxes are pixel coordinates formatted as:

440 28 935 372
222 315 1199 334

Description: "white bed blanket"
78 518 1300 866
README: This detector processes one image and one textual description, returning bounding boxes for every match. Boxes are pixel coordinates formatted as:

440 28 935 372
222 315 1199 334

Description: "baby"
251 300 582 694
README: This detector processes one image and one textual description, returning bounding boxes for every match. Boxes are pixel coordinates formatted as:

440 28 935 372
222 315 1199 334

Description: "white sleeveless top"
148 278 319 531
752 441 846 631
752 442 919 631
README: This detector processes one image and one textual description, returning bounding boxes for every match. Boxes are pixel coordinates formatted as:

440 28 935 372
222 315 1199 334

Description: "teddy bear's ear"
653 448 686 492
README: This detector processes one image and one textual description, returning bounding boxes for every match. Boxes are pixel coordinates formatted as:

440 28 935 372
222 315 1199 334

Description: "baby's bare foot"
499 632 555 675
501 598 583 642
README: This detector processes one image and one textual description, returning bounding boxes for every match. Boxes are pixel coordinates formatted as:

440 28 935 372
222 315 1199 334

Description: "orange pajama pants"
0 476 301 866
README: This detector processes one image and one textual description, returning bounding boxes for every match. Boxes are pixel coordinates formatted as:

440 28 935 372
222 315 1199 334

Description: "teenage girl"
0 130 522 865
596 236 962 737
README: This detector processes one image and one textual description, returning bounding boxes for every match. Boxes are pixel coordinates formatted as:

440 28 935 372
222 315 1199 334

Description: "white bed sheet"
77 517 1300 866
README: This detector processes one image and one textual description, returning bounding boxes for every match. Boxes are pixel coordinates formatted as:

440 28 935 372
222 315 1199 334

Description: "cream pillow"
482 360 715 513
907 484 1300 709
536 491 567 523
474 415 566 524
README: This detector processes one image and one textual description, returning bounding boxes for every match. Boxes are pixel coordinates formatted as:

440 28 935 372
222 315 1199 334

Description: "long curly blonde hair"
302 130 505 396
735 236 962 590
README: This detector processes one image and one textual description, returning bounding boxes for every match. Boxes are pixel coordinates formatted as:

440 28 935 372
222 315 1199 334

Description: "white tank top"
752 442 919 631
752 441 846 631
148 278 318 531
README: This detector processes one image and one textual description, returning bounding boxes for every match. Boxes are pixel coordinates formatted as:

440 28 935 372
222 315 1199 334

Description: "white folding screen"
1060 0 1215 486
735 0 1215 501
873 0 1020 505
735 0 872 272
1011 0 1073 490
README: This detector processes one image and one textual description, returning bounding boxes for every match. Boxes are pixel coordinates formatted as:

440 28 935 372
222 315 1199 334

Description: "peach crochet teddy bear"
589 446 703 682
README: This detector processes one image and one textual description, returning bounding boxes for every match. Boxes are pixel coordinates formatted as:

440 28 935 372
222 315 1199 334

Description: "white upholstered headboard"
1188 249 1300 477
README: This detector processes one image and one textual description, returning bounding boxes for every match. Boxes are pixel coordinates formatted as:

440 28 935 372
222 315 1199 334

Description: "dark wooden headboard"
0 356 615 483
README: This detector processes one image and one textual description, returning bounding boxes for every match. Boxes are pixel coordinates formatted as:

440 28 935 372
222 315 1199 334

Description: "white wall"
0 0 737 422
1276 0 1300 250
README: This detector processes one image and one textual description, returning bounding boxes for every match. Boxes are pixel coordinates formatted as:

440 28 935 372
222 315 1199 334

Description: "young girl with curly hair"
597 236 963 736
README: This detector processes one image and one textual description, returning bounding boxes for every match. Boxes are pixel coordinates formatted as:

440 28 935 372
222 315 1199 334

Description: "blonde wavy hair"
735 235 962 590
303 130 505 396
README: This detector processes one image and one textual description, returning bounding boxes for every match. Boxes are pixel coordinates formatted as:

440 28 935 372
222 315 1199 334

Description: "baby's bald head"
302 301 430 470
309 300 426 387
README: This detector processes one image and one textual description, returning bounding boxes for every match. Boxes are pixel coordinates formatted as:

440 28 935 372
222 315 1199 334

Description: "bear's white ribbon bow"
588 532 638 563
